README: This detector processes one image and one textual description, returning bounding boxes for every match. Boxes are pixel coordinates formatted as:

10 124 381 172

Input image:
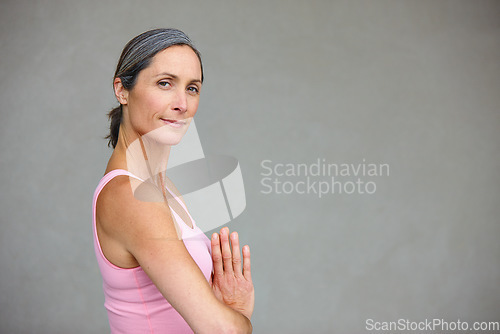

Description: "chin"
144 124 188 146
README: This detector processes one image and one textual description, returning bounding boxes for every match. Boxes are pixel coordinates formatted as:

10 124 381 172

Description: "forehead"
145 45 202 80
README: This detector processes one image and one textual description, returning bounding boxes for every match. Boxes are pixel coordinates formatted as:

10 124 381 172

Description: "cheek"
141 91 164 115
188 98 200 116
129 91 163 121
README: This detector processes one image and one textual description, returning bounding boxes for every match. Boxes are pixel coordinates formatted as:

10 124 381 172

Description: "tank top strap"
162 180 199 231
163 183 189 216
102 169 144 183
93 169 144 208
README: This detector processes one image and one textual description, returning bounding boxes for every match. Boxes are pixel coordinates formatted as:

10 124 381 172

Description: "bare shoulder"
96 175 180 252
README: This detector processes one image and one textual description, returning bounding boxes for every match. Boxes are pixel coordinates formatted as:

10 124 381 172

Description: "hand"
211 227 254 320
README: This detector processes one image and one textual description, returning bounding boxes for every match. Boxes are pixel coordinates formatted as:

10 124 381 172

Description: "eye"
187 86 200 94
158 80 171 88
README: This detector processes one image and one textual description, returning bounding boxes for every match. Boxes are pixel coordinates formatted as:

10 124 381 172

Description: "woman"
92 28 254 333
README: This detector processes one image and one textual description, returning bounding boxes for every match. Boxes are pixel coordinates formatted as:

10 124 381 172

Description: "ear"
113 77 129 105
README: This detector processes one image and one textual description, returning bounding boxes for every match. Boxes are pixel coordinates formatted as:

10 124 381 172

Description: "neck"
138 135 171 177
114 124 172 183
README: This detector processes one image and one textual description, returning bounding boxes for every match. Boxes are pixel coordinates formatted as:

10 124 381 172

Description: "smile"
160 118 186 128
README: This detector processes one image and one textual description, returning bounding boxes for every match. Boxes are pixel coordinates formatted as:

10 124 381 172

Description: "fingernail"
212 233 218 240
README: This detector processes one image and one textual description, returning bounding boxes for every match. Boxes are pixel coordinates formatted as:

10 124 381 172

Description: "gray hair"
105 28 203 148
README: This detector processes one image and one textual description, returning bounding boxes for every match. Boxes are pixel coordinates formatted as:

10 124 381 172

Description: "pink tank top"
92 169 212 333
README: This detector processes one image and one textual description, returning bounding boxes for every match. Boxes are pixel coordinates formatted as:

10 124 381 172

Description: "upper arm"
99 176 237 333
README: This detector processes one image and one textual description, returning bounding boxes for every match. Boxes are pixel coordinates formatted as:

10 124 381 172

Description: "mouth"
160 118 186 128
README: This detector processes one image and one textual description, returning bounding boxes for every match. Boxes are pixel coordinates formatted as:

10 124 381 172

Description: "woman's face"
118 44 202 145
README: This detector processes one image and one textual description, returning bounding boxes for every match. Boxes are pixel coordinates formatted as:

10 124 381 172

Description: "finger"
242 245 252 281
220 227 234 275
211 233 224 277
231 231 242 276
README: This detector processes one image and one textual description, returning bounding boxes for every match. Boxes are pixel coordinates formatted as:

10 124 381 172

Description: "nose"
172 89 188 113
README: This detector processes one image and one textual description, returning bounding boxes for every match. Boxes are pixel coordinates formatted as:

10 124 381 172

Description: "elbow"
198 305 252 334
222 326 252 334
221 317 252 334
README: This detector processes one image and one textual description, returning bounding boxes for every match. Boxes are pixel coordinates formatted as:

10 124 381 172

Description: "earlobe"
113 78 128 105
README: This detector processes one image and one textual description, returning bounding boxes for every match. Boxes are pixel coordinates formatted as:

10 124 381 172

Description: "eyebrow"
154 72 202 84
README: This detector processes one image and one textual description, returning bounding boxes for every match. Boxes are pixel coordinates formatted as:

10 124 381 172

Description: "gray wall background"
1 0 499 333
